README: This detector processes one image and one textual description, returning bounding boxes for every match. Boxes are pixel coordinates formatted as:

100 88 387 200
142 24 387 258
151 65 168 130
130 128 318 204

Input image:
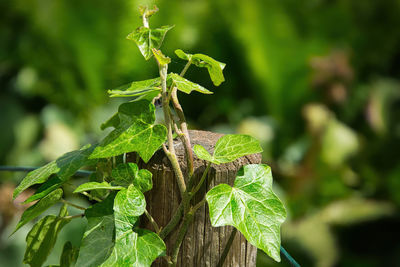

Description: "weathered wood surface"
128 130 260 267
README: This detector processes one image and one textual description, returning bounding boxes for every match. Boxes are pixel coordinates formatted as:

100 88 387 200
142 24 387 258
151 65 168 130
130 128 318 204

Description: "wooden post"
128 130 260 267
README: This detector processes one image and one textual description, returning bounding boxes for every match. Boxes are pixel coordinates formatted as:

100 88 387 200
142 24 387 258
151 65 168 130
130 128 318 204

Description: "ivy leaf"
111 163 153 192
23 204 71 267
73 182 124 193
113 184 146 226
100 229 166 267
206 164 286 262
75 193 116 267
60 241 78 267
101 185 165 266
13 189 63 235
175 49 226 86
90 100 167 163
193 134 263 165
14 144 98 199
168 73 213 94
107 77 161 98
23 176 64 204
127 25 174 60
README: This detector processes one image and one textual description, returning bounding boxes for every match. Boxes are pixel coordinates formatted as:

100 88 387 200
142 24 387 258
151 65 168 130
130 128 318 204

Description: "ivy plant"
12 6 288 267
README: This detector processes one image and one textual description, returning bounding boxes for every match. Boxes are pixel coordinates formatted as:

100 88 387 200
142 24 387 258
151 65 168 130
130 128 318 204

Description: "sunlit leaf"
14 144 97 199
101 185 165 266
13 189 63 234
127 25 174 60
90 100 167 163
193 134 262 164
23 204 71 267
175 49 226 86
73 182 124 193
107 77 161 98
111 163 153 192
169 73 213 94
206 164 286 262
75 193 116 267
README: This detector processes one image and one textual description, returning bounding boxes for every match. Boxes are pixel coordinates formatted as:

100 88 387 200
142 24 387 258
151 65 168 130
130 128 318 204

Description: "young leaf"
23 204 71 267
206 164 286 262
111 163 153 192
13 189 63 234
75 193 116 267
127 25 174 60
107 77 161 98
152 49 171 66
175 49 226 86
14 144 97 199
101 185 165 266
168 73 213 94
90 100 167 163
60 241 78 267
114 184 146 222
73 182 124 193
193 134 263 164
23 176 64 204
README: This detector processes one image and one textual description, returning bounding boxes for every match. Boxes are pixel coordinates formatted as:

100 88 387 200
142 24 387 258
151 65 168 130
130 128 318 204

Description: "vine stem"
159 203 183 239
157 56 187 197
144 209 160 234
61 199 86 210
170 198 206 266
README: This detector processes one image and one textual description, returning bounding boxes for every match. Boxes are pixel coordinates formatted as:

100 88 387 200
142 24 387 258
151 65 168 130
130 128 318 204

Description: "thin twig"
81 192 102 202
191 162 211 196
61 199 86 210
144 209 161 234
217 228 237 267
179 60 192 77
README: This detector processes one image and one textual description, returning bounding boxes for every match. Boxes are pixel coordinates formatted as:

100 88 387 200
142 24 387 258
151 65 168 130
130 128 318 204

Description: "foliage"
11 6 286 267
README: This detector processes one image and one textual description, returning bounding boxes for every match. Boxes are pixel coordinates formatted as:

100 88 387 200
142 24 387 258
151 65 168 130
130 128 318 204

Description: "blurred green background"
1 0 400 266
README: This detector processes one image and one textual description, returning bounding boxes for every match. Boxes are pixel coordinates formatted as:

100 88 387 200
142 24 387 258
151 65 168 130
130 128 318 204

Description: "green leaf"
90 100 167 163
206 164 286 262
111 163 153 192
14 144 98 199
73 182 124 193
101 185 165 266
175 49 226 86
23 176 64 204
152 49 171 66
127 25 174 60
100 229 166 267
13 189 63 234
75 193 116 267
169 73 213 94
107 78 161 98
193 134 263 165
60 241 78 267
175 49 192 61
23 204 71 267
114 184 146 225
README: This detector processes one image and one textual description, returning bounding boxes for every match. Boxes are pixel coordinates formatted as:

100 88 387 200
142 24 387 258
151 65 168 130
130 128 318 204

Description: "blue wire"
281 245 301 267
